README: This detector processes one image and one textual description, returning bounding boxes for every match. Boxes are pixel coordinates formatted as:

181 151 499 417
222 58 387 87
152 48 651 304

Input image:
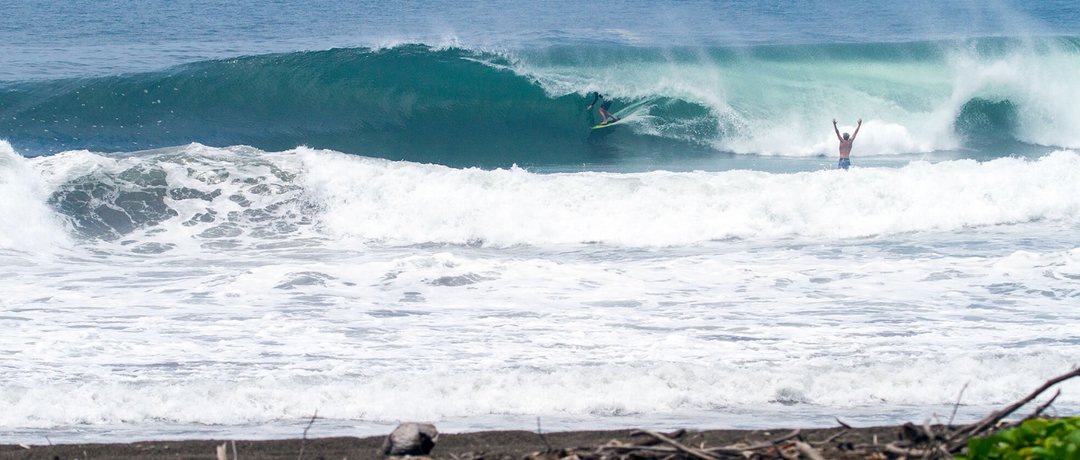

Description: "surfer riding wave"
587 92 619 125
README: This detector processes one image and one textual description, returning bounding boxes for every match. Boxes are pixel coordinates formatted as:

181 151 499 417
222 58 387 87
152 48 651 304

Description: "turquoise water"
4 39 1080 169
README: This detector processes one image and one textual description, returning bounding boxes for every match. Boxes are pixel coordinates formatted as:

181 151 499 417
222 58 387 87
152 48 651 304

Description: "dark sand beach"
0 424 953 460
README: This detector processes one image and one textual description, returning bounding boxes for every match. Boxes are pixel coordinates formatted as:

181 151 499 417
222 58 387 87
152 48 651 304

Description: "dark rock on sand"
382 423 439 456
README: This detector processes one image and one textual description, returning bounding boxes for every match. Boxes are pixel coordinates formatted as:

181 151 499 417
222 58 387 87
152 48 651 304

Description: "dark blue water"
4 0 1079 81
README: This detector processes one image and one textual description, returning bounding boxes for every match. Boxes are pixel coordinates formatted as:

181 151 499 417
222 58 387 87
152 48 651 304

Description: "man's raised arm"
850 119 862 141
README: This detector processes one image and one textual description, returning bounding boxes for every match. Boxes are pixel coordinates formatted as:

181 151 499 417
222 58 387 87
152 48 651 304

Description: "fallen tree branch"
794 441 825 460
885 442 928 457
1021 390 1061 424
297 410 318 460
948 382 969 427
630 430 720 460
835 418 852 429
947 367 1080 453
923 419 940 442
600 444 678 454
775 443 798 460
701 429 802 454
536 417 553 451
811 429 849 446
771 429 802 444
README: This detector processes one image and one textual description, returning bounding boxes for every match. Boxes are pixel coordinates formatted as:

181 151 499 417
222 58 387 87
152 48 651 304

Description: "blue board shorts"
600 100 613 110
838 158 850 170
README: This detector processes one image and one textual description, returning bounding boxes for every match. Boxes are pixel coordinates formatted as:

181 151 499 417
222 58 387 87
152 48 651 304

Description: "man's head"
842 133 850 140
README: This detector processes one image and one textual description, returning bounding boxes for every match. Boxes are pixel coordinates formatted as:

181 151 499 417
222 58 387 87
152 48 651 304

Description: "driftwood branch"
536 417 553 451
885 442 928 457
947 367 1080 452
1021 389 1061 423
771 429 802 444
630 430 719 460
794 441 825 460
947 382 969 427
514 368 1079 460
811 429 849 446
297 410 318 460
775 444 798 460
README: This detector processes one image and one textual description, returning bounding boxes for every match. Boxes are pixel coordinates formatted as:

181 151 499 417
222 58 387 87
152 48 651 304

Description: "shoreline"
0 425 906 460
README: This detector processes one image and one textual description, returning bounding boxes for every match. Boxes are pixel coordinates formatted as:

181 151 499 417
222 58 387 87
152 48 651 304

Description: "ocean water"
2 0 1080 444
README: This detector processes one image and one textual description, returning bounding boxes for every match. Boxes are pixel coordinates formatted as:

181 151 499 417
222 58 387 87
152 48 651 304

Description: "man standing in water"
587 92 619 125
833 118 861 170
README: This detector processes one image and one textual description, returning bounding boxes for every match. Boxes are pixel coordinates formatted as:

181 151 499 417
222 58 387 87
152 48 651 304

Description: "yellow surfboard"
591 119 624 129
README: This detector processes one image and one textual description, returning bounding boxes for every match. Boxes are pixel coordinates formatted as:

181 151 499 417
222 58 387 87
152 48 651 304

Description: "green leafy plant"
960 417 1080 460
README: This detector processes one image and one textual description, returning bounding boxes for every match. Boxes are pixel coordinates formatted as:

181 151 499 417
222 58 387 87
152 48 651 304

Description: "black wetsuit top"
590 92 612 110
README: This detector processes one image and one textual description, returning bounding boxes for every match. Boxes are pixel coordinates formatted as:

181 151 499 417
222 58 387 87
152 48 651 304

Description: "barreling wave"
5 141 1080 250
1 37 1079 167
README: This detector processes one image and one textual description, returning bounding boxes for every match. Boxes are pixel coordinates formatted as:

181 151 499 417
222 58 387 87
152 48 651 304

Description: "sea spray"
0 140 69 251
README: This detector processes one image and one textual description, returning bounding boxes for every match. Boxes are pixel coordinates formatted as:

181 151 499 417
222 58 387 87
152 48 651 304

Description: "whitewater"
2 139 1080 442
3 0 1080 446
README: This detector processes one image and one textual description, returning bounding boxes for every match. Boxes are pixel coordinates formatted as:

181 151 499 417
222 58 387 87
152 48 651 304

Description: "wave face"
2 38 1079 167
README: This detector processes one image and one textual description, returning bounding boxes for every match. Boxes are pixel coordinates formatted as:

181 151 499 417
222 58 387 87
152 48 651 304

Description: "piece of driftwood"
1021 389 1061 423
537 418 553 451
946 367 1080 453
629 430 719 460
810 429 849 447
298 410 318 460
884 442 928 457
493 368 1080 460
793 442 824 460
947 382 969 427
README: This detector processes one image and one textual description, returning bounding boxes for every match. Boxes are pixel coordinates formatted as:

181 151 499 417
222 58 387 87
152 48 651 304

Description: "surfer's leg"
599 108 616 123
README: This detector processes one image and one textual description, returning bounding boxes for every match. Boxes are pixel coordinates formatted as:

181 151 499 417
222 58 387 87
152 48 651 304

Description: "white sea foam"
12 144 1080 248
0 140 69 252
303 148 1080 246
2 144 1079 440
947 40 1080 149
2 236 1079 429
501 39 1080 155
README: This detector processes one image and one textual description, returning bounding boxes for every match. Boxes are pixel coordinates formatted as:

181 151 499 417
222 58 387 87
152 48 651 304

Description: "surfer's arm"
832 119 842 141
850 119 862 140
587 92 600 109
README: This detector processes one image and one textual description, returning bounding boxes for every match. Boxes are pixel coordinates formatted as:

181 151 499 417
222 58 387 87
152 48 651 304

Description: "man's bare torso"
838 140 853 158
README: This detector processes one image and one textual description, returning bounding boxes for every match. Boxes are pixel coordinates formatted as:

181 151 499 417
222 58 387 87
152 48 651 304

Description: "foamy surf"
2 142 1079 443
11 143 1080 249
